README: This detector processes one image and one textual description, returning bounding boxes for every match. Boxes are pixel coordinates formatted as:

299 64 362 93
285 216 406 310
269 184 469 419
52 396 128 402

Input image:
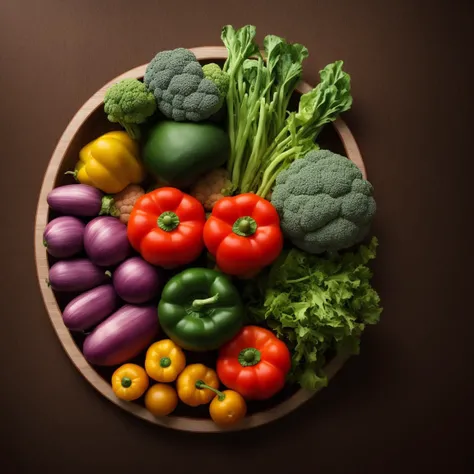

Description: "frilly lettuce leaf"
243 236 382 391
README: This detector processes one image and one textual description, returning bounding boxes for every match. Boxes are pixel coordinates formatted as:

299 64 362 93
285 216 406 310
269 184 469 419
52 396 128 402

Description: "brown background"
1 0 473 473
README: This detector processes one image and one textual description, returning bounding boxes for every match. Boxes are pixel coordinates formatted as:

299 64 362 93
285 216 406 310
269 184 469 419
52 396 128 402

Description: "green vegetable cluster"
243 236 382 390
144 48 228 122
221 25 352 197
271 149 376 254
104 78 157 140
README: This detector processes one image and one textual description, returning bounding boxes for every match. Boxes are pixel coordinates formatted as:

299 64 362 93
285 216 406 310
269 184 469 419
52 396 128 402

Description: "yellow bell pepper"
75 131 145 194
111 363 149 401
176 364 220 407
145 339 186 383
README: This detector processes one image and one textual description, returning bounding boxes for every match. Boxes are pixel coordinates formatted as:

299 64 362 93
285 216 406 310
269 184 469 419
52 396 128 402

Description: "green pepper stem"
160 357 171 368
64 170 78 181
195 380 225 401
157 211 180 232
192 293 219 310
238 348 261 367
121 377 132 388
232 216 257 237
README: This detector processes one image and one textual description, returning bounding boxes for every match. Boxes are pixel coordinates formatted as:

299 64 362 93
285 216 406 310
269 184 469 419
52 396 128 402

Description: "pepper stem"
195 380 225 401
232 216 257 237
160 357 171 368
64 170 78 181
192 293 219 310
121 377 132 388
157 211 180 232
238 348 261 367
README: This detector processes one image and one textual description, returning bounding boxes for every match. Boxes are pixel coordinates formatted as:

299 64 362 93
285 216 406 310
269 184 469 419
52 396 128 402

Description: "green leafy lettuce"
243 237 383 391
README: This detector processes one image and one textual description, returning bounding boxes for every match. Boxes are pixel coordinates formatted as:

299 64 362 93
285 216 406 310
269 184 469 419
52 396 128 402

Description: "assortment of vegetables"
43 24 383 428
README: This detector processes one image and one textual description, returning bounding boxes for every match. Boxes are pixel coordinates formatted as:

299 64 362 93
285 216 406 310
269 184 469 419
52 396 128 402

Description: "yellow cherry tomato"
176 363 219 407
111 363 149 401
145 339 186 383
144 384 178 417
209 390 247 427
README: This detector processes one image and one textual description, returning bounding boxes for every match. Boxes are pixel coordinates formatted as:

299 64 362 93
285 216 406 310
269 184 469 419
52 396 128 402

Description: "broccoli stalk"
104 78 156 140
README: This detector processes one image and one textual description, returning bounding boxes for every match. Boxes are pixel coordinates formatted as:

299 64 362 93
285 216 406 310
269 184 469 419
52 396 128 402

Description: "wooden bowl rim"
34 46 363 433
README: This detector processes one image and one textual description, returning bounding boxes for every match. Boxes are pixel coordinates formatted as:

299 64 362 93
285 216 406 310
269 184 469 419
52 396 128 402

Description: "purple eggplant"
48 258 110 292
113 256 164 304
84 216 131 267
43 216 85 258
82 304 158 366
47 184 118 217
62 284 119 331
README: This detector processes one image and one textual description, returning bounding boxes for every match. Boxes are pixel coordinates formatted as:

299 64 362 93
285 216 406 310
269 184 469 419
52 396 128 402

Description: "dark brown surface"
1 0 473 472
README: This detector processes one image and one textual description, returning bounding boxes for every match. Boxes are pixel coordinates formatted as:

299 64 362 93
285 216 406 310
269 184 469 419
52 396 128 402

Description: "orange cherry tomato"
144 383 178 416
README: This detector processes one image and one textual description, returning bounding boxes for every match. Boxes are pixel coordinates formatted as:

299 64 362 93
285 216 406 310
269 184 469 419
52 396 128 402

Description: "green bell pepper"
158 268 244 351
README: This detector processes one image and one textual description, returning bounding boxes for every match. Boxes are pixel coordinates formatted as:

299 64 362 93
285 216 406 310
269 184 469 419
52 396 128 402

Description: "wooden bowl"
34 46 366 433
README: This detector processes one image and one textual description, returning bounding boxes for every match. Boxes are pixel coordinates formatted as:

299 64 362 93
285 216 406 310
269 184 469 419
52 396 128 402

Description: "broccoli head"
144 48 225 122
271 149 377 254
104 78 156 140
202 63 230 102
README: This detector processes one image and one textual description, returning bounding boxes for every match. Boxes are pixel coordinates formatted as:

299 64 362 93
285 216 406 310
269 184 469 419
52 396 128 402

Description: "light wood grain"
34 46 364 433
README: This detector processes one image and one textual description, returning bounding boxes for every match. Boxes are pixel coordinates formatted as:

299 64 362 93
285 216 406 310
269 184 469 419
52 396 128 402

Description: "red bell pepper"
203 193 283 277
127 187 205 268
216 326 291 400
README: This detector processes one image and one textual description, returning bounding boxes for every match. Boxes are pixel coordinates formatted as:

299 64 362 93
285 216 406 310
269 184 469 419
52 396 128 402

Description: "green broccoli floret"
144 48 224 122
271 149 377 254
104 78 156 140
202 63 229 103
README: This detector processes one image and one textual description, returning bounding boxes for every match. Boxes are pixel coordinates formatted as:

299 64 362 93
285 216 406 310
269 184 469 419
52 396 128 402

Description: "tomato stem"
238 348 261 367
195 380 226 401
121 377 132 388
160 357 171 368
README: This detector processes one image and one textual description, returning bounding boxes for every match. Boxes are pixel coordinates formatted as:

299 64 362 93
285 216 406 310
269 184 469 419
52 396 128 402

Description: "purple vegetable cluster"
45 183 164 367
